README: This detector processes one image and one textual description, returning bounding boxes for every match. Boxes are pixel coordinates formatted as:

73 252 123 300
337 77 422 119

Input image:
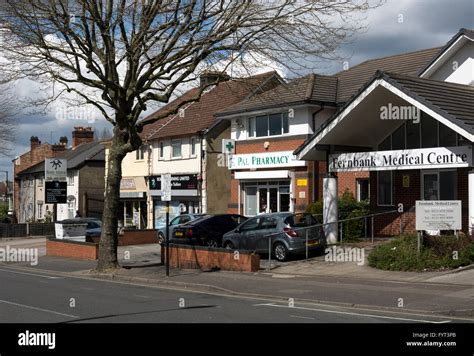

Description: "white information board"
161 174 172 201
45 158 67 182
416 200 462 231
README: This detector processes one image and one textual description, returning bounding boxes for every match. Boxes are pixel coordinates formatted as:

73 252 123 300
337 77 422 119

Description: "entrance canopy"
296 71 474 161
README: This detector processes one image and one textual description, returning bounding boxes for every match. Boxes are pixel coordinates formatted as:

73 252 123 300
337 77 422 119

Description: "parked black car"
222 212 326 261
170 214 247 247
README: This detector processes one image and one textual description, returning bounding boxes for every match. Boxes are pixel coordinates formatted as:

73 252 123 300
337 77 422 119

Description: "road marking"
0 268 62 279
134 294 150 299
255 303 452 324
290 315 315 320
0 300 79 319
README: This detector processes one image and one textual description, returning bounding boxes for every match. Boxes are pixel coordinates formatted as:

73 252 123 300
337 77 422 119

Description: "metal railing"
264 209 402 270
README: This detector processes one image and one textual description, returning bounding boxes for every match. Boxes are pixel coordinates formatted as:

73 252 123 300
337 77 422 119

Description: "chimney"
30 136 41 151
200 71 230 88
72 127 94 148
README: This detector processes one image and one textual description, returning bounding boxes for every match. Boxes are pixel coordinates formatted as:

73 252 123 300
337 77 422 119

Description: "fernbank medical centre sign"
329 146 473 172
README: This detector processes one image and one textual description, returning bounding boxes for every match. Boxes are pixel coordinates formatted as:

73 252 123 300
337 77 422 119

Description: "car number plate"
175 231 183 237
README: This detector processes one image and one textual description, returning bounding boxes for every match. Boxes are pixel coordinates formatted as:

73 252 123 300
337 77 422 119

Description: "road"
0 265 470 324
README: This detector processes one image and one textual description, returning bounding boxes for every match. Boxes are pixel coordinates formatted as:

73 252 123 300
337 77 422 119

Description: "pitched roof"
335 47 442 102
381 72 474 135
294 71 474 156
216 74 338 116
141 71 279 140
418 28 474 77
216 47 442 116
17 141 105 175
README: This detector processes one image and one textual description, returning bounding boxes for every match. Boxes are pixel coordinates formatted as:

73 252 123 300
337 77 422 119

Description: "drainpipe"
199 132 204 214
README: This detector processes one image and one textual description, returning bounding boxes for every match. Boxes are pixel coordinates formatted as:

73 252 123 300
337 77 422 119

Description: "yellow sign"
297 179 308 187
403 175 410 188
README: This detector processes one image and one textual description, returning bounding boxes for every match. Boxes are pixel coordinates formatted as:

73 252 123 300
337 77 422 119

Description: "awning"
120 177 147 198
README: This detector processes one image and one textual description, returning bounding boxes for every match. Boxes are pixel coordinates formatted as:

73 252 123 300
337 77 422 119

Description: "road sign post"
161 174 172 277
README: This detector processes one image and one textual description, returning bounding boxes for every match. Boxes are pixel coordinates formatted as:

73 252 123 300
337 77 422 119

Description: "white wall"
120 144 151 178
428 40 474 85
151 136 201 175
230 106 315 141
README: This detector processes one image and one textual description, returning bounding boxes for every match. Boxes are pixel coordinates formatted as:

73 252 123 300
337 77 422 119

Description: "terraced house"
112 71 282 229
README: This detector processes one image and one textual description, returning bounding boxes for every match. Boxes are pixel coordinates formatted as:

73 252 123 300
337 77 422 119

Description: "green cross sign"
225 141 234 152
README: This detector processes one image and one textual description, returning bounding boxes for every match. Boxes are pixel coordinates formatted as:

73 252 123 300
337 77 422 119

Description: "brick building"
296 29 474 240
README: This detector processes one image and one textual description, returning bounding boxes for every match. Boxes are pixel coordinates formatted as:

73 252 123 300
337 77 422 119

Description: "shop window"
171 139 182 158
356 179 369 202
421 115 438 148
406 120 420 149
377 171 393 206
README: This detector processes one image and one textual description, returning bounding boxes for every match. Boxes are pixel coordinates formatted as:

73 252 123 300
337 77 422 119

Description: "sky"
0 0 473 181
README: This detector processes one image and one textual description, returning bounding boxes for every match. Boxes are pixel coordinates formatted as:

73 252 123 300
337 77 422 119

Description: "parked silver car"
157 213 203 243
222 212 326 261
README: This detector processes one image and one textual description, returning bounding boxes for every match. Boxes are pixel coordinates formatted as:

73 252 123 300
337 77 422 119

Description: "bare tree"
0 94 15 157
0 0 384 271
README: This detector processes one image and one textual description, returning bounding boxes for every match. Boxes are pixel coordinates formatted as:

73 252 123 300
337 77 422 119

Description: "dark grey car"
222 212 326 262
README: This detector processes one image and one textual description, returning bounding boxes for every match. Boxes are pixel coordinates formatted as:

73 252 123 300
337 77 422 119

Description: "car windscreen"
182 215 211 225
284 213 317 228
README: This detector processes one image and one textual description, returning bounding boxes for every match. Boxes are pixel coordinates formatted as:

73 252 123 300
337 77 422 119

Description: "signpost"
161 174 172 277
44 158 67 221
415 200 462 254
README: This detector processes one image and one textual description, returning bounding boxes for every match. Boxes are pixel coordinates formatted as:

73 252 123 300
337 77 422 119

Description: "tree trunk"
97 129 126 271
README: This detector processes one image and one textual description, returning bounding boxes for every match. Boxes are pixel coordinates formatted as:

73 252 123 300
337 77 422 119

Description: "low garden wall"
46 238 98 260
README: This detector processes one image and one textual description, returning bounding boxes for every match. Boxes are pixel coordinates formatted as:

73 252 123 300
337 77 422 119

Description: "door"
258 188 268 214
269 188 278 213
239 217 261 250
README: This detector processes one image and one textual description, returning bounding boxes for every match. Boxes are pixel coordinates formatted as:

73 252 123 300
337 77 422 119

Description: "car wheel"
273 243 288 262
158 232 165 244
224 241 235 250
206 239 218 248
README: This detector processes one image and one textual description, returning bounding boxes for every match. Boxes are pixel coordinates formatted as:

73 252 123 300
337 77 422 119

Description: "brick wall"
163 244 260 272
235 135 307 154
369 169 470 236
118 229 158 246
337 171 369 197
46 238 98 260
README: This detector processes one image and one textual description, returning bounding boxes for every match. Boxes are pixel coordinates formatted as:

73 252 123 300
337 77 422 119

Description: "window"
28 177 34 187
356 179 369 202
159 142 164 159
421 116 438 148
378 135 391 150
439 123 456 146
240 217 260 231
171 139 182 158
38 176 44 187
37 203 43 219
391 124 405 150
249 113 289 138
136 145 146 160
191 137 197 157
260 217 278 229
422 170 457 200
378 171 393 206
256 115 268 137
67 172 75 186
406 120 420 149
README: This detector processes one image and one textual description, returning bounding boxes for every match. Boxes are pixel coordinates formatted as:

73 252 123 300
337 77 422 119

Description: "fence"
0 223 55 238
265 209 402 270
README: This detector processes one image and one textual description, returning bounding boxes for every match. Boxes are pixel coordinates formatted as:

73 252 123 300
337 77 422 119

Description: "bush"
306 190 369 240
368 234 474 271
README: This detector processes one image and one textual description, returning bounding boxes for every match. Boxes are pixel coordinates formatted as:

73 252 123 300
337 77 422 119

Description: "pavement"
1 237 473 322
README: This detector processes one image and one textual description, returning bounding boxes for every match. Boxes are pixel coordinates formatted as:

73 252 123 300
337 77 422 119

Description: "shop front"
119 177 148 229
229 150 311 216
148 174 200 228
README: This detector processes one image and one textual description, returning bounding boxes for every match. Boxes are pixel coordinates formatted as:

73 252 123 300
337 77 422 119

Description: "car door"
238 217 261 250
168 216 182 237
255 216 279 252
